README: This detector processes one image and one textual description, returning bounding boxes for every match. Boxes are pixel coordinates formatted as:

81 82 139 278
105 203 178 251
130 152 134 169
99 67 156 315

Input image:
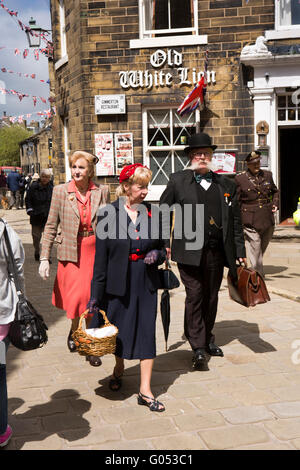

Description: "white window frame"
55 0 68 70
266 0 300 40
130 0 207 49
63 117 71 182
277 92 300 125
276 0 300 30
142 106 200 201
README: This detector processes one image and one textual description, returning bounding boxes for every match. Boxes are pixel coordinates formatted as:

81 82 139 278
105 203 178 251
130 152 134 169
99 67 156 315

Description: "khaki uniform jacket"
40 182 110 262
235 169 279 234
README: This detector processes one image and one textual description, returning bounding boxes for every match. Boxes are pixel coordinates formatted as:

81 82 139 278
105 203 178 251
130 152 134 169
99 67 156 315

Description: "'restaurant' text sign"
95 94 126 115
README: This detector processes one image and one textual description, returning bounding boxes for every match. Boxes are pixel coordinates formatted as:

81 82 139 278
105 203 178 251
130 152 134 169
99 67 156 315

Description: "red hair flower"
119 163 144 183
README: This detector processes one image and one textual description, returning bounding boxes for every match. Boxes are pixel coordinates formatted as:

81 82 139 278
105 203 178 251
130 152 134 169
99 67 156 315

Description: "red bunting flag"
23 49 28 59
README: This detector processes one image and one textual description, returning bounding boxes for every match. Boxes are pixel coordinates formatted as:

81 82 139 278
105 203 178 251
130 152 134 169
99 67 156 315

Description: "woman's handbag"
227 265 270 307
72 309 118 357
2 222 48 351
158 260 180 290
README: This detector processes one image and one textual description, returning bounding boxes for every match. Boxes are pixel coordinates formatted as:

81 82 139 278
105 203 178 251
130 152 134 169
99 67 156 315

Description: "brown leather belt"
78 230 94 237
244 199 270 206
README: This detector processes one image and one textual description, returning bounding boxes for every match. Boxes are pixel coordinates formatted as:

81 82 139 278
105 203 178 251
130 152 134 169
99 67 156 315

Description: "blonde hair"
115 166 152 198
69 151 96 179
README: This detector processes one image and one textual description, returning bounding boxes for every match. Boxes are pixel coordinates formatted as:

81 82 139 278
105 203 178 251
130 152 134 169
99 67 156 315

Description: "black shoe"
86 355 102 367
34 253 40 262
192 348 207 368
67 329 77 352
206 342 224 357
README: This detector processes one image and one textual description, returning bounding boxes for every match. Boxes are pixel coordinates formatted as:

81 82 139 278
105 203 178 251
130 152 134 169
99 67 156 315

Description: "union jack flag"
177 50 208 116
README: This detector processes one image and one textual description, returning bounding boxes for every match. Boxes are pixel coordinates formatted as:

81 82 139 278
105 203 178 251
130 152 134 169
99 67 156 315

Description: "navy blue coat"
7 171 21 192
90 199 166 306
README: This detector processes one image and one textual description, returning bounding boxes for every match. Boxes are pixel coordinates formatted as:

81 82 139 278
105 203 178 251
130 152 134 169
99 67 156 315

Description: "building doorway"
279 127 300 222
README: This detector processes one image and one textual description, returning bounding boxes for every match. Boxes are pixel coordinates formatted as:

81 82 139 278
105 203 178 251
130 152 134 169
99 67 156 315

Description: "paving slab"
2 210 300 450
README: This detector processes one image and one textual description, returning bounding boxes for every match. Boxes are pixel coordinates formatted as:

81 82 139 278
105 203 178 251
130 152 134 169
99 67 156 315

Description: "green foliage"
0 125 33 166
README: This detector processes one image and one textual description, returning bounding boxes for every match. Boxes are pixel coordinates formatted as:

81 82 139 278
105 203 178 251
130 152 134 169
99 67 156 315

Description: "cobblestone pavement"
2 209 300 450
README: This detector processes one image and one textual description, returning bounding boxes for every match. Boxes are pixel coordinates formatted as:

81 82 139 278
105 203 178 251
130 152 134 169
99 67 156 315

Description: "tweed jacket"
40 181 110 262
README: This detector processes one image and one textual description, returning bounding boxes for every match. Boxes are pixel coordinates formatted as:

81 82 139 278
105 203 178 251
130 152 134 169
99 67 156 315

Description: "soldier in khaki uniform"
235 150 279 276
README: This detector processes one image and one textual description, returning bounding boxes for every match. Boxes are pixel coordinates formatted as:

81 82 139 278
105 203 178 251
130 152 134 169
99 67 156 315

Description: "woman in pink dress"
39 151 110 366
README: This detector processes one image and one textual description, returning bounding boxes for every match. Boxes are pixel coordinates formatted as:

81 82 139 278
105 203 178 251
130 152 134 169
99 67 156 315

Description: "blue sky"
0 0 52 121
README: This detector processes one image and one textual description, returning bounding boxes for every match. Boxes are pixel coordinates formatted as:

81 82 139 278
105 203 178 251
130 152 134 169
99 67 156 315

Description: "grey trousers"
31 225 44 255
244 225 274 277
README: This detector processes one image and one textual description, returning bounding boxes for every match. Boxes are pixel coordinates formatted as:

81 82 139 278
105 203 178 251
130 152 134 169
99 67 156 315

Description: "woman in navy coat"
89 164 166 412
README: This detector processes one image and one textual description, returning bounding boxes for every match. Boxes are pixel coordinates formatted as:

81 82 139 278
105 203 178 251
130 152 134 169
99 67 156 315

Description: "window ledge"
130 35 207 50
265 29 300 40
55 54 69 70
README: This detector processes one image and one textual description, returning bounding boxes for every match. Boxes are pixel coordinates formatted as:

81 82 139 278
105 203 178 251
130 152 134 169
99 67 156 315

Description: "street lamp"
25 17 50 48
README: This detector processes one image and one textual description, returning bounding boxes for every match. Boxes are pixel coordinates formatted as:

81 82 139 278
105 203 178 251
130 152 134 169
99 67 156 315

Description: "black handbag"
2 221 48 351
158 261 180 290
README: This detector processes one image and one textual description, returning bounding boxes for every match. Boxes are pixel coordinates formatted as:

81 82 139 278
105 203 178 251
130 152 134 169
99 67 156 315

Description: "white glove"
39 260 50 280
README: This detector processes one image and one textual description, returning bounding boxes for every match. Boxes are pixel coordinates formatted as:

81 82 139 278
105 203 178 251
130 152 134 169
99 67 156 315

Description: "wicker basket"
72 309 118 357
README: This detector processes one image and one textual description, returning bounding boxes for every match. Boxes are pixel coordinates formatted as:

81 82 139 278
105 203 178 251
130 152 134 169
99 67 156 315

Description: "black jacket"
90 199 166 306
159 170 246 279
25 180 53 224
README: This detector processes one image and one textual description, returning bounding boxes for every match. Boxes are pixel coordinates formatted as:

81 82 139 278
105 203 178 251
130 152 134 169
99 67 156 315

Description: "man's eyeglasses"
190 151 212 159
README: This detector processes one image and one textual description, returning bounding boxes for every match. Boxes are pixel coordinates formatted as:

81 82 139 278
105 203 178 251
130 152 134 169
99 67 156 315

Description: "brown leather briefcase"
227 266 270 307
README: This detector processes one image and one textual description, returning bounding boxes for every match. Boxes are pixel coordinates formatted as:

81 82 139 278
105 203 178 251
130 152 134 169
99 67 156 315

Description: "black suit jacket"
159 170 246 279
90 199 166 306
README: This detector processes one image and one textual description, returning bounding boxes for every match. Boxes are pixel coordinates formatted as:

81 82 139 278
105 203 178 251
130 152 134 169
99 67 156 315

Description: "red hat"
119 163 145 183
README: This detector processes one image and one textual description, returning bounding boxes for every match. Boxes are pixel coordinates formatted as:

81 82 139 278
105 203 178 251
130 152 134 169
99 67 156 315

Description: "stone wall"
50 0 275 185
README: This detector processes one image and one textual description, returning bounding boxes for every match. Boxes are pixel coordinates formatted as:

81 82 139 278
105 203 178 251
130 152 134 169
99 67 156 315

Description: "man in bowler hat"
160 132 246 368
235 150 279 277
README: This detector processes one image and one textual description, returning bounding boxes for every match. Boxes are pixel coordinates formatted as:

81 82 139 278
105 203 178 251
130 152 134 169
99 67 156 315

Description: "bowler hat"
245 150 261 163
184 133 217 154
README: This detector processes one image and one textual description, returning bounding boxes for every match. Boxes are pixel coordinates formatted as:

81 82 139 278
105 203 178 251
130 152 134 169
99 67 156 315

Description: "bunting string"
0 85 52 106
0 66 49 84
2 107 56 124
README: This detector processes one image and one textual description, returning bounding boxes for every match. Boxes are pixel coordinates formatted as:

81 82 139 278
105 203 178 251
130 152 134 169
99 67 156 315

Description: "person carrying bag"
0 218 25 447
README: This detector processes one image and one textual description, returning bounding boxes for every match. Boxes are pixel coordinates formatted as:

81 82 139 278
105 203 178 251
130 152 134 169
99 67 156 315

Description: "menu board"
212 150 237 174
94 133 114 176
115 132 134 175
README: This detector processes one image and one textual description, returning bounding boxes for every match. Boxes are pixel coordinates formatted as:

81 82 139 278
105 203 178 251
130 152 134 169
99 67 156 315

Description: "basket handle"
80 309 111 328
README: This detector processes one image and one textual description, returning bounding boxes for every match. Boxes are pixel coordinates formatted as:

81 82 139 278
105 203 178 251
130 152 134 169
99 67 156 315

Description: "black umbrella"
160 289 170 352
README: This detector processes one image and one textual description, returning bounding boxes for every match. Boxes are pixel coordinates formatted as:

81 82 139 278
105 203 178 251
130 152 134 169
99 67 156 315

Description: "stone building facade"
20 126 53 175
49 0 300 218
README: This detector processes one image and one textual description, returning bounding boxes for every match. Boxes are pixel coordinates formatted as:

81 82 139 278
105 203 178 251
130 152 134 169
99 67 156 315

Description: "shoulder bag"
158 260 180 290
2 221 48 350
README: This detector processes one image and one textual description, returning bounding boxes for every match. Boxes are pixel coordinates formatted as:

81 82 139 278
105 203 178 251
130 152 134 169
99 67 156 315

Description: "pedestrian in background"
0 171 7 200
25 169 53 261
7 168 21 210
160 133 246 368
38 151 109 367
235 150 279 277
18 170 26 209
89 164 166 412
0 217 25 448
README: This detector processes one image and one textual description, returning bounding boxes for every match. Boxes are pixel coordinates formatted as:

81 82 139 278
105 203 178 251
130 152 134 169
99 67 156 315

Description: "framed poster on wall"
115 132 133 175
94 133 114 176
212 149 237 174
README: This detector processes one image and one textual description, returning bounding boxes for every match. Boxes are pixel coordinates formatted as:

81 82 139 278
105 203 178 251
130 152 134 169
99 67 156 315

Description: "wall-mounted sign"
119 49 216 90
212 149 237 174
95 133 114 176
115 133 133 175
95 94 126 115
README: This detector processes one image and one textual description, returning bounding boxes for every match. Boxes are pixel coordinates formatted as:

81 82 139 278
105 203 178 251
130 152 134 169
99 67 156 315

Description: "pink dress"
52 181 96 319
